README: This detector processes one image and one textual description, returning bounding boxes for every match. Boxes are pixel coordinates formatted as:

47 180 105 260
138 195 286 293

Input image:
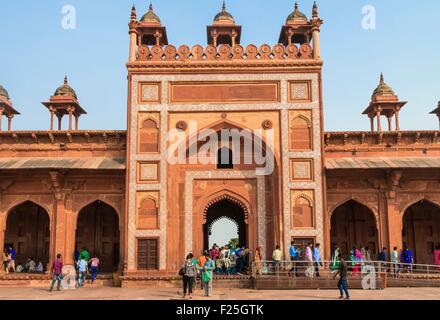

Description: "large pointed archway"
330 200 379 257
203 197 248 251
4 201 50 270
403 200 440 264
76 201 120 272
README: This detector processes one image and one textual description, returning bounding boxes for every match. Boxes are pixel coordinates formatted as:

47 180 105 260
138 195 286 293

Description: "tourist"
74 247 80 268
28 257 36 273
222 246 232 275
89 255 100 284
229 251 237 274
236 246 246 274
272 245 282 276
199 253 215 297
180 253 197 299
433 245 440 271
364 246 372 262
313 243 322 277
215 250 224 274
378 247 388 273
77 256 88 288
198 250 209 289
16 263 24 273
392 246 401 278
333 256 350 300
36 261 44 273
7 246 16 273
254 246 263 276
2 251 9 274
401 246 413 273
79 247 90 262
331 246 340 272
352 246 363 275
304 243 314 278
349 250 356 275
288 241 299 277
210 244 219 262
50 254 64 292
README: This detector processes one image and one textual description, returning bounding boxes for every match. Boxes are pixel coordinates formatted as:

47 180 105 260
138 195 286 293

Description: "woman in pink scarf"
352 247 363 274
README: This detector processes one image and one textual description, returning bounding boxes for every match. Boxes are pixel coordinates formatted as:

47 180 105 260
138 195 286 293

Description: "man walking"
8 246 16 273
288 241 299 277
334 256 350 300
50 254 64 292
89 255 100 284
77 256 88 288
313 243 322 278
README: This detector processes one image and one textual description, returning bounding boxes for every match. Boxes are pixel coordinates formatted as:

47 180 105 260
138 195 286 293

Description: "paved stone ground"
0 286 439 300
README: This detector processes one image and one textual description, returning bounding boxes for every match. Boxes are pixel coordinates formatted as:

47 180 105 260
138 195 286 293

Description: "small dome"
214 1 235 23
54 76 78 99
372 74 395 97
0 85 10 100
140 3 161 24
286 2 308 23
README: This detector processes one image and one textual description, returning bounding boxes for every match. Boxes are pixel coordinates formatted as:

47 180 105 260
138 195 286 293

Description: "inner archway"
403 200 440 264
330 200 378 257
4 201 50 271
204 199 247 251
76 201 120 272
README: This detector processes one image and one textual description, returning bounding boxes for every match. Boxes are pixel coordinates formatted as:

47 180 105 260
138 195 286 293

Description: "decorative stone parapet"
132 43 316 64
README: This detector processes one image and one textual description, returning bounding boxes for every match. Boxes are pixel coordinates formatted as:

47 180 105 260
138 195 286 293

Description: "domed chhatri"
286 2 308 24
0 85 10 100
140 3 161 24
54 76 78 100
214 1 235 24
372 73 395 97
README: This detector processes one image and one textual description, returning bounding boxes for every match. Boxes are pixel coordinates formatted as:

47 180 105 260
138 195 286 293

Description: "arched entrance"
204 199 247 251
76 201 120 272
330 200 379 257
403 200 440 264
4 201 50 270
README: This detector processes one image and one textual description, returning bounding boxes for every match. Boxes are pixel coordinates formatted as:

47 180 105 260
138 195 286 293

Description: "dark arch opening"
217 147 234 169
403 200 440 264
203 199 247 251
330 200 378 258
4 201 50 272
76 201 120 272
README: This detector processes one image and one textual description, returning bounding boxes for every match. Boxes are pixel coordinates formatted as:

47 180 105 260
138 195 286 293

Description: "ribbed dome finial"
64 75 68 85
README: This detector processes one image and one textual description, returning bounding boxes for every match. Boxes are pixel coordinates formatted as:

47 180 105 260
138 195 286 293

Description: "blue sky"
0 0 439 131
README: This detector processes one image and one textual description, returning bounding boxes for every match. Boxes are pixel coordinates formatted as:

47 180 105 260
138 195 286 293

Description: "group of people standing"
179 243 251 299
49 248 101 292
2 246 44 274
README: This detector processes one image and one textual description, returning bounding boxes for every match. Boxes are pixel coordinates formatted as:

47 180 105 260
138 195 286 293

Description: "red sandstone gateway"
0 2 439 289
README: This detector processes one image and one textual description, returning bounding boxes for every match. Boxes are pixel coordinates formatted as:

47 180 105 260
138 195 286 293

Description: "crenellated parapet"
131 43 315 64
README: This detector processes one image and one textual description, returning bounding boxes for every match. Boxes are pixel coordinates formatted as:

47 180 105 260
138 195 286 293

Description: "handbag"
178 265 185 276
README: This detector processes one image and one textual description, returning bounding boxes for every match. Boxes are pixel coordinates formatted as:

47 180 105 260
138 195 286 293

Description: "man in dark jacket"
333 256 350 300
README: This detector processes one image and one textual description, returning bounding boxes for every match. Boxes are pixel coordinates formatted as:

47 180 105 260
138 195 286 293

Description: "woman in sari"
254 246 263 276
354 247 364 275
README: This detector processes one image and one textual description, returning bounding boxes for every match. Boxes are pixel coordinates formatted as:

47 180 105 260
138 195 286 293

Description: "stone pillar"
67 107 75 131
0 212 5 275
57 114 63 131
395 110 401 132
50 108 55 131
7 114 13 131
312 29 321 59
128 29 137 63
376 110 382 133
0 108 4 131
386 200 403 252
75 115 80 131
370 115 375 134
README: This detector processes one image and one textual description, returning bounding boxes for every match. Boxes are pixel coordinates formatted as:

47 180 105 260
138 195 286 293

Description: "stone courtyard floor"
0 287 439 300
